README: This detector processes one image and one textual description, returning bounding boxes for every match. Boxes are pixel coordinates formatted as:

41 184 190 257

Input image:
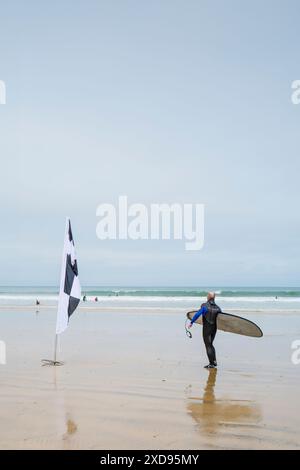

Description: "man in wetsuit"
189 292 221 369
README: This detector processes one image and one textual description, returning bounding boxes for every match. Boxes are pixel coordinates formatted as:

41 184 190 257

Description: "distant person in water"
36 299 40 306
83 295 87 302
95 296 98 302
189 292 221 369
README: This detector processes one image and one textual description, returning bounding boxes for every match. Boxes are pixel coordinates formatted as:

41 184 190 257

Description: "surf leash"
185 318 192 339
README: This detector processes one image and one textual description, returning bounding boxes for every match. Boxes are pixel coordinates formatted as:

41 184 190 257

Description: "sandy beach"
0 307 300 450
1 0 300 459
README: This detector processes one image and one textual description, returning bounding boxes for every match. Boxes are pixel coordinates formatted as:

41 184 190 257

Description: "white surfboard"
187 310 263 338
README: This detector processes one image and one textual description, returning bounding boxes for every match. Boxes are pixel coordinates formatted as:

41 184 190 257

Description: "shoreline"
1 305 300 315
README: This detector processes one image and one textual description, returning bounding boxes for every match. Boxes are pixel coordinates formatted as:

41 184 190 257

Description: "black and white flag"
56 218 81 334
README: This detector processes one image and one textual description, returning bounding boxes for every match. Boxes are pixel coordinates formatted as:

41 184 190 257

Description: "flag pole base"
41 359 64 366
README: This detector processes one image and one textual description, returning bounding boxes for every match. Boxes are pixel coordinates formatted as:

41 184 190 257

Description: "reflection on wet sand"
187 369 261 435
63 415 78 441
52 368 78 448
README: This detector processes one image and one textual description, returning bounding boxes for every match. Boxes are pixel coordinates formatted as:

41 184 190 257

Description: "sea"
0 286 299 311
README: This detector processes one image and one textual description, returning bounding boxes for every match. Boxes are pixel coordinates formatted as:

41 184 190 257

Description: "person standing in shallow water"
189 292 221 369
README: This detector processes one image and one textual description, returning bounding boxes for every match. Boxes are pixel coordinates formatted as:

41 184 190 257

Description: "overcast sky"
0 0 299 286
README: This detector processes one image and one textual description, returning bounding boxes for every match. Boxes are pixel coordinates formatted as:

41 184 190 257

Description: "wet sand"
0 308 300 449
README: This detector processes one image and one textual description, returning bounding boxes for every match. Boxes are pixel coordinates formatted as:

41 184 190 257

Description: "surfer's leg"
211 324 217 343
211 324 217 365
208 335 216 364
203 323 216 365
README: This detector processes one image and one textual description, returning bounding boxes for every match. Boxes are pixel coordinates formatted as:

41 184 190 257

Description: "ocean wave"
1 287 300 297
0 294 299 303
0 287 299 311
73 289 300 298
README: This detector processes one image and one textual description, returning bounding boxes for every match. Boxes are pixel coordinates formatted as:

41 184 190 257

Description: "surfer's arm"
190 306 208 325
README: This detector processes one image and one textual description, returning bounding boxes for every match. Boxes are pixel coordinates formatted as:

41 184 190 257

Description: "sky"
0 0 299 286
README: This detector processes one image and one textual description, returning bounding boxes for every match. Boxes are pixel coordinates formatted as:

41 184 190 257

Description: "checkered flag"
56 218 81 334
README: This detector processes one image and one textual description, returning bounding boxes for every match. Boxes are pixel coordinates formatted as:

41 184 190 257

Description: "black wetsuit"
202 300 221 365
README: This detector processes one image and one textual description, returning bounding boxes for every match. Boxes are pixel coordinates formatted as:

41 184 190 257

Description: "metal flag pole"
42 334 64 366
42 217 80 366
54 334 58 363
41 219 68 367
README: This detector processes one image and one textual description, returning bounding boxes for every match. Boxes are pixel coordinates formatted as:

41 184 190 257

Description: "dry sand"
0 307 299 449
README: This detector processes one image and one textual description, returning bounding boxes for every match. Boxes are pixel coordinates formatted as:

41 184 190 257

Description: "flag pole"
54 334 58 363
41 218 68 367
42 217 80 367
42 334 63 366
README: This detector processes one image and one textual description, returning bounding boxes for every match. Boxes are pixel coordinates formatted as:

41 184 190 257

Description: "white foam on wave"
0 294 299 306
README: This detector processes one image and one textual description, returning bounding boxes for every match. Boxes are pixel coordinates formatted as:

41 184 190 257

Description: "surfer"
188 292 221 369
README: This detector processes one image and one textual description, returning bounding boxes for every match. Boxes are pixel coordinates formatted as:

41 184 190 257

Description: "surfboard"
186 310 263 338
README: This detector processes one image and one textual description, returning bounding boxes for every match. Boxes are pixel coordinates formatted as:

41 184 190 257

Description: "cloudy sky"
0 0 299 286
